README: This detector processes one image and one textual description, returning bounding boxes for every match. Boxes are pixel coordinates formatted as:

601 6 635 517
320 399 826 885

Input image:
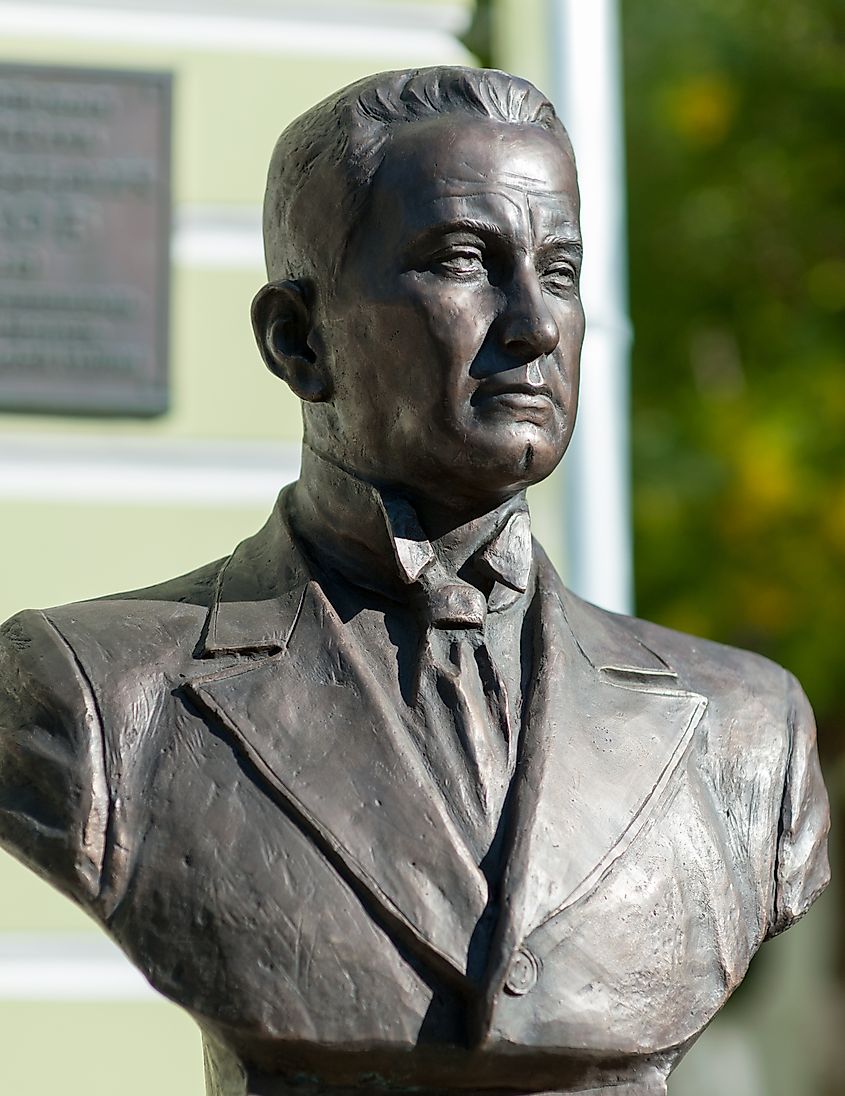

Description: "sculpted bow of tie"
379 490 534 624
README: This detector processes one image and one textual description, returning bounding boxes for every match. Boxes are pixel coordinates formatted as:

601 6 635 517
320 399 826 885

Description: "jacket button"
504 947 539 996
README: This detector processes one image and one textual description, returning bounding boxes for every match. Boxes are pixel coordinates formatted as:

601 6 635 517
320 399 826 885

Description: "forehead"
369 115 580 237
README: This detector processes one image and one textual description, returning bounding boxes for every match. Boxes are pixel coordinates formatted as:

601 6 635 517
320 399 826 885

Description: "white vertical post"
547 0 633 614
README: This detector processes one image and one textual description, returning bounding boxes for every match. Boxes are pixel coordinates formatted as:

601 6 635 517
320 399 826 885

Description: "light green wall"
0 1002 205 1096
490 0 550 93
0 499 274 621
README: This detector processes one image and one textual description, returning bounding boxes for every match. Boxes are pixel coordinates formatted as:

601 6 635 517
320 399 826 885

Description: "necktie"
366 491 530 861
412 580 515 863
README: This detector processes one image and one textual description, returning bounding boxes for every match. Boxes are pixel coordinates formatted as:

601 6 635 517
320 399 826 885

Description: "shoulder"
0 607 100 727
628 610 789 708
563 585 790 713
0 554 226 727
0 555 226 912
570 592 813 782
31 555 226 676
0 607 110 907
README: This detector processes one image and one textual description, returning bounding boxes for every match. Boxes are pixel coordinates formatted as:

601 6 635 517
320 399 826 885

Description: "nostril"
503 335 536 361
502 317 560 361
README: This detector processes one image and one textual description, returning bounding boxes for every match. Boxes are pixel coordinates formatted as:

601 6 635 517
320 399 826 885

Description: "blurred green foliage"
623 0 845 748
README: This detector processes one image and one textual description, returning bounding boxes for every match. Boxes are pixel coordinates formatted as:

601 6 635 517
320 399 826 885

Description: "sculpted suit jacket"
0 490 830 1096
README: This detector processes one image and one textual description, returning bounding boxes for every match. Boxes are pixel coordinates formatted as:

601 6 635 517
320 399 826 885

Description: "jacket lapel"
187 499 706 1008
185 494 487 988
479 551 707 1032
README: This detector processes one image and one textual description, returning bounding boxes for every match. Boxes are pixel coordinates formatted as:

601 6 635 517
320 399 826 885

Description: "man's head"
253 67 585 516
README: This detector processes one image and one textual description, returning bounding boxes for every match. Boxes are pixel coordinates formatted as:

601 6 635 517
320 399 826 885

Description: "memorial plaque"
0 63 171 415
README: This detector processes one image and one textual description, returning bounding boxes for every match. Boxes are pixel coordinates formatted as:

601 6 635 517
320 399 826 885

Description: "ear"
251 280 332 402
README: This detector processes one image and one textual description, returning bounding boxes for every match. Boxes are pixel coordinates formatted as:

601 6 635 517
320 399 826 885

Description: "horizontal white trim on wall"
173 205 264 272
0 434 301 507
0 932 158 1001
1 0 472 36
0 2 472 60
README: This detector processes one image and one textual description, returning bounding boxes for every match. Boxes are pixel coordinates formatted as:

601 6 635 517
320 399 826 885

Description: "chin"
461 423 569 498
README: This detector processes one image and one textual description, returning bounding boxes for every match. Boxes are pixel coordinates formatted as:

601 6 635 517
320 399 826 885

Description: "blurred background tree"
623 0 845 761
620 8 844 1088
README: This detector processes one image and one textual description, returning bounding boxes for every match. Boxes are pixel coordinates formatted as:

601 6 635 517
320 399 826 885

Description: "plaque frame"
0 62 172 417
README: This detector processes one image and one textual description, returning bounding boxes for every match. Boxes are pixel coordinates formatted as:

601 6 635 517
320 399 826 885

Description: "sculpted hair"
262 66 572 284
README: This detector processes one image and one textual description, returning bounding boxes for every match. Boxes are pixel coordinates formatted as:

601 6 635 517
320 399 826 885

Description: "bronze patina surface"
0 68 830 1096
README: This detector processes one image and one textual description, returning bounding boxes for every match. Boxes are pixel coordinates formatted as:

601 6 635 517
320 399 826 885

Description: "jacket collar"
201 486 676 681
200 488 309 657
559 570 678 679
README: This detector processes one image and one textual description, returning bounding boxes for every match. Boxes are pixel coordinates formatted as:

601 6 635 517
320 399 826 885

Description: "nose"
497 263 560 362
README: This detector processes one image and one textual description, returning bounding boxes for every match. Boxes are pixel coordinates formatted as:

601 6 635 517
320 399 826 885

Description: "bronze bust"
0 68 830 1096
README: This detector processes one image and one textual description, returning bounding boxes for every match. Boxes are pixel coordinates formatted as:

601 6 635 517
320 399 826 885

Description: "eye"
428 247 485 278
542 263 578 295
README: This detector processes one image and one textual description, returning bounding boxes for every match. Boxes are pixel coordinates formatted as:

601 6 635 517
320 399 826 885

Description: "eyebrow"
406 219 514 253
541 234 583 255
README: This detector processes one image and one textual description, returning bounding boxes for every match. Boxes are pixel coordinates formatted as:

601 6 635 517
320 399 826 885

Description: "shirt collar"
289 446 533 612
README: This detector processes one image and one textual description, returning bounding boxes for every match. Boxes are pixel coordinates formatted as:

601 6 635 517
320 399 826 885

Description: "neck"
410 489 525 539
291 445 529 584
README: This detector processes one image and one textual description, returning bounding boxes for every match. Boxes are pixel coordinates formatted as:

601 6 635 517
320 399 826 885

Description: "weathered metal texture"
0 68 829 1095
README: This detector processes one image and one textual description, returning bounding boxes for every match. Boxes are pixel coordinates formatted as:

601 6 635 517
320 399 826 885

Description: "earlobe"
251 280 332 402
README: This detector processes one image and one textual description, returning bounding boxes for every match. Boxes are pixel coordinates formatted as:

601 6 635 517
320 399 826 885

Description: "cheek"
552 300 586 376
570 298 587 348
554 294 585 342
407 277 496 373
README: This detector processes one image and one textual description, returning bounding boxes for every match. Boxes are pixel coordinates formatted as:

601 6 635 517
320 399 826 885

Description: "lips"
487 389 553 410
475 380 556 416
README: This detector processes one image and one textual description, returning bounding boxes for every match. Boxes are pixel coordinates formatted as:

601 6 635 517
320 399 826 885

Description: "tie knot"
426 583 487 629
